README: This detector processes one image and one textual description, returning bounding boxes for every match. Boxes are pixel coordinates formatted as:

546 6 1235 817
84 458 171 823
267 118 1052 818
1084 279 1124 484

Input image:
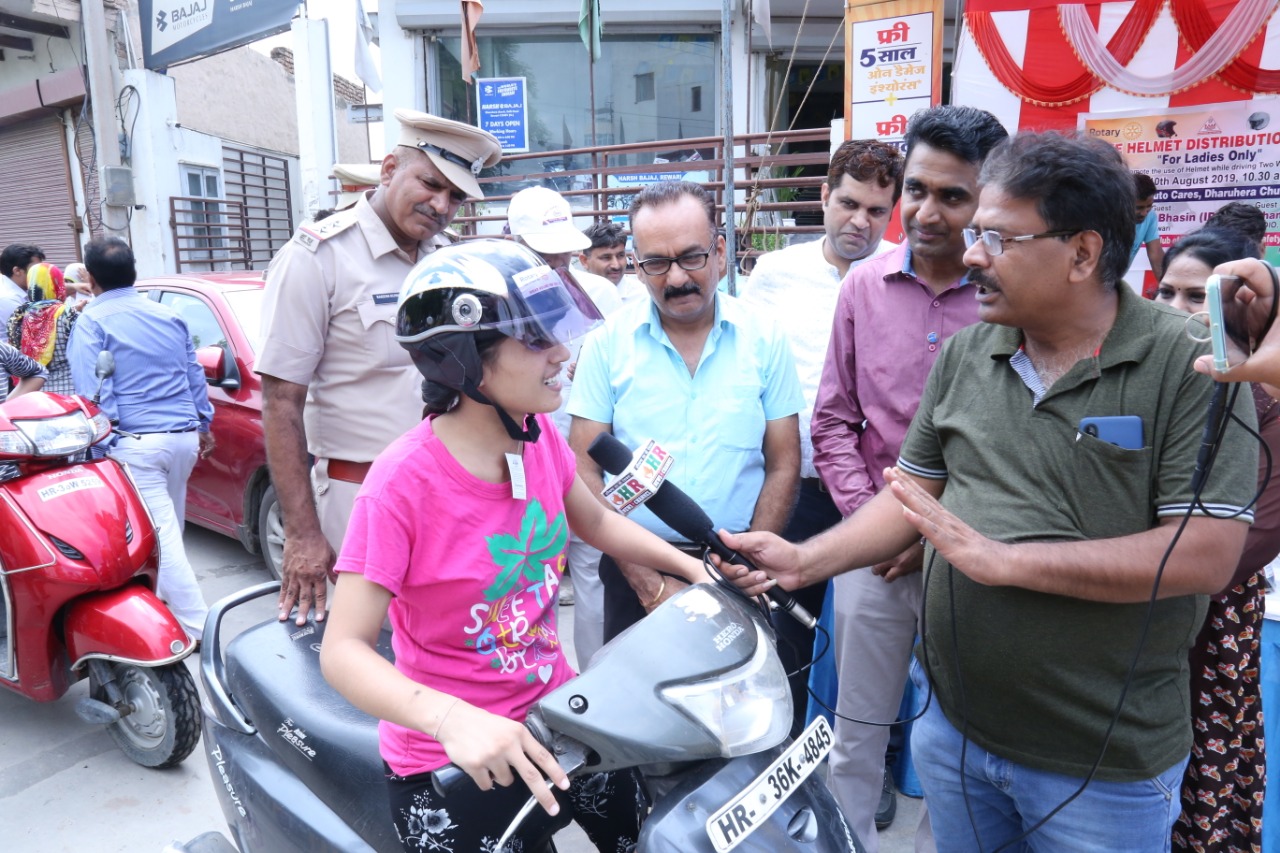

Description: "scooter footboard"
639 745 863 853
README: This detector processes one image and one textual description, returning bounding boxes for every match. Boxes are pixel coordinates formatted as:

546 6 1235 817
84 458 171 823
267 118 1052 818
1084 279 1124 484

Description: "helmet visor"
501 266 604 350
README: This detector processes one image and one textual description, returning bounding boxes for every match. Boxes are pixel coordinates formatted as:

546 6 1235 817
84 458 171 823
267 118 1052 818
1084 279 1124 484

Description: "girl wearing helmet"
320 240 710 852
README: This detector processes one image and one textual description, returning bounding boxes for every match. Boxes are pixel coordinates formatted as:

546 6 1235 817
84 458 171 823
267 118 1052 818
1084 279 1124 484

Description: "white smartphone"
1205 274 1234 372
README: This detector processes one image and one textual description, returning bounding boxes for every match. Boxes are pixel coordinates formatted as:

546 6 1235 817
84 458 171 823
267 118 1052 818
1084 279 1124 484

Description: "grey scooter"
173 577 860 853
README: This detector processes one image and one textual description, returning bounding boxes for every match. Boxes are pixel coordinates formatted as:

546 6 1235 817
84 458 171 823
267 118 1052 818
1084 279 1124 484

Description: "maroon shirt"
812 243 980 516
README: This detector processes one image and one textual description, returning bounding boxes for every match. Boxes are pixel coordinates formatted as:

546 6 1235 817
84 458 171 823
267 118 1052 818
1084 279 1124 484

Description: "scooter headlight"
88 410 112 445
659 619 792 757
12 412 97 457
0 428 35 456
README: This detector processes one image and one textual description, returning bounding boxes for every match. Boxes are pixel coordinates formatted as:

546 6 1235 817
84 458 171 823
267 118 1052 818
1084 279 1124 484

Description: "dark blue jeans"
910 665 1187 852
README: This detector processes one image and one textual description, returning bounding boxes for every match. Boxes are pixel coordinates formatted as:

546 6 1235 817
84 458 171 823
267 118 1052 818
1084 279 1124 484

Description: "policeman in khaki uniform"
257 110 502 625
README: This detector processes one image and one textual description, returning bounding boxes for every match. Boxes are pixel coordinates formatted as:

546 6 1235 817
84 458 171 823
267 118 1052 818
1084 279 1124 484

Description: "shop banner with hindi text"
844 0 944 150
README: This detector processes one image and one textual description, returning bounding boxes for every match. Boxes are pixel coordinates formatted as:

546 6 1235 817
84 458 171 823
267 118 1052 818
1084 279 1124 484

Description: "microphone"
1191 383 1230 494
588 433 817 629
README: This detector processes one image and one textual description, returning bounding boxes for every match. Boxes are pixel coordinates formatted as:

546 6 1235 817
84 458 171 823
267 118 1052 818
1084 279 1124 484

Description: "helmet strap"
461 378 542 443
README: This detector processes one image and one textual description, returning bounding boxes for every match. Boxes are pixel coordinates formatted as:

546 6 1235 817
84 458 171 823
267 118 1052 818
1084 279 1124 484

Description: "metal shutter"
0 116 81 266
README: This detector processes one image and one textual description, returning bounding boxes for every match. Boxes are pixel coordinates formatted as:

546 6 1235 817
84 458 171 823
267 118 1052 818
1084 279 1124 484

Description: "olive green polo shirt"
899 283 1258 782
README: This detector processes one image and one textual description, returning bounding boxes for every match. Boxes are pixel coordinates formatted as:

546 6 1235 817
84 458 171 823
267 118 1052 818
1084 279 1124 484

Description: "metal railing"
456 127 834 265
222 147 295 269
169 196 251 272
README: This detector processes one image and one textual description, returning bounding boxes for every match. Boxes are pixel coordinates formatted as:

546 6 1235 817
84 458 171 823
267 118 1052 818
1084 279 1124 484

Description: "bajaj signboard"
140 0 300 69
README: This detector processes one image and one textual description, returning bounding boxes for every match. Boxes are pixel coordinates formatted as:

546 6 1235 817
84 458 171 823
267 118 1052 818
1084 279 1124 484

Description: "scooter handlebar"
107 418 142 441
430 717 588 798
430 763 472 797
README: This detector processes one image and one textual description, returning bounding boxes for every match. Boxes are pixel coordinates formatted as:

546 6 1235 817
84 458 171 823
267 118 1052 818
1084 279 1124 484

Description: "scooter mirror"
95 350 116 380
93 351 116 406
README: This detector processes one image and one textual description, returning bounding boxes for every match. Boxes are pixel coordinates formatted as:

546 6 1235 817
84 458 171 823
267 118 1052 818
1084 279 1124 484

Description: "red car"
136 273 283 578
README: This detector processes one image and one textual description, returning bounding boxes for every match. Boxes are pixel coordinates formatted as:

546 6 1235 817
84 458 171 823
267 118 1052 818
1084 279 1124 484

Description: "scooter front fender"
64 585 194 668
640 746 863 852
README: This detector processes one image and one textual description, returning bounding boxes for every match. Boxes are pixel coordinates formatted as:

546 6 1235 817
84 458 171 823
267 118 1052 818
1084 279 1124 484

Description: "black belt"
800 477 829 494
141 426 199 435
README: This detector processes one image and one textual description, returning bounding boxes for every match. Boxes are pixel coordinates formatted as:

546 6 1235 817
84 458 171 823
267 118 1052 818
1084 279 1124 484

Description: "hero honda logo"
713 622 745 652
151 0 214 56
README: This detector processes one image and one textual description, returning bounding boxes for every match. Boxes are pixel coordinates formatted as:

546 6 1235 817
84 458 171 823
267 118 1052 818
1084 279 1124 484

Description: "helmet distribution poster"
1080 100 1280 267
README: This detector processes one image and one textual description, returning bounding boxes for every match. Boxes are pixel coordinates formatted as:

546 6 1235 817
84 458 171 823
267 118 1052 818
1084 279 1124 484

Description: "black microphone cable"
701 543 938 730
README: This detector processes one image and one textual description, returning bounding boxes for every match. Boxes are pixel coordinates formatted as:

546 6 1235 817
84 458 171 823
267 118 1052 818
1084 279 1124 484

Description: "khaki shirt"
257 194 446 461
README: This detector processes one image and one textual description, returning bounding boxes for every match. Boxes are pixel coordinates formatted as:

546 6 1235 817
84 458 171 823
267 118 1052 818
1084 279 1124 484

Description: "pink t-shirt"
334 413 578 775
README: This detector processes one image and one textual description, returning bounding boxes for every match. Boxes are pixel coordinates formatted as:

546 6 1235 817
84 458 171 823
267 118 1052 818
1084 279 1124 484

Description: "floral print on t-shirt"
464 499 568 684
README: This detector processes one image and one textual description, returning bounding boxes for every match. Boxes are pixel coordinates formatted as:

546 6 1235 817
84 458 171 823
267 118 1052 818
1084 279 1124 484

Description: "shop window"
177 164 229 268
435 33 717 197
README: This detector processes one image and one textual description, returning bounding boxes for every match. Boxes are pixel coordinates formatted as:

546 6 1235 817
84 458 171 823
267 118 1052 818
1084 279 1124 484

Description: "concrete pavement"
0 526 273 852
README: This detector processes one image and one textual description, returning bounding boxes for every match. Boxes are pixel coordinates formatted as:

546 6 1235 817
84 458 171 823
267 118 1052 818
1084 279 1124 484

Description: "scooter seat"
226 617 394 849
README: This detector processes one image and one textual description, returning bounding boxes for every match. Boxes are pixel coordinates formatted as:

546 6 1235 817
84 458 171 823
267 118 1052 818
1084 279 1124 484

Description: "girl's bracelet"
433 697 461 741
644 578 667 609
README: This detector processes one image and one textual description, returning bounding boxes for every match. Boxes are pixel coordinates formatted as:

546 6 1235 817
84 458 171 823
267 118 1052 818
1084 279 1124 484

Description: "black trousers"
386 764 643 852
774 478 842 738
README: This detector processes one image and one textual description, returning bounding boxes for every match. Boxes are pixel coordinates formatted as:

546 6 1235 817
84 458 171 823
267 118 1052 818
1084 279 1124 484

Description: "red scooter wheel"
94 662 201 768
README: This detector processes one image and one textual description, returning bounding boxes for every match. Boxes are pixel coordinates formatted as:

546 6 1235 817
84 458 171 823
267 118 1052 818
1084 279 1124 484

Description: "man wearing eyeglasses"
722 132 1259 852
802 106 1005 851
567 181 803 643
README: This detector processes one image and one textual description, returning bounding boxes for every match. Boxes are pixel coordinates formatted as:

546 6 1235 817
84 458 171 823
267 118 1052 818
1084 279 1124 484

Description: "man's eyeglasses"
962 228 1081 257
636 246 713 276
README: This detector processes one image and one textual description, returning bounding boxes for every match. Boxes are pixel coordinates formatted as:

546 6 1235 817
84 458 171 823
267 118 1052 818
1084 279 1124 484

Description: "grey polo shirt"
899 283 1258 782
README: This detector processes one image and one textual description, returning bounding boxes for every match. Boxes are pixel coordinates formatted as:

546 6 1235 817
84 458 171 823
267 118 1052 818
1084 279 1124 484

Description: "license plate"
705 715 835 852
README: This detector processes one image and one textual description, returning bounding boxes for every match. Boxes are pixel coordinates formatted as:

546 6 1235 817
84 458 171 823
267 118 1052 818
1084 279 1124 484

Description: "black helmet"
396 238 604 441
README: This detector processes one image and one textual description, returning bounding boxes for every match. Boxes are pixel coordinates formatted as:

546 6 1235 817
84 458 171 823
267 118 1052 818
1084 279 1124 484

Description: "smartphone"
1206 275 1232 372
1079 415 1144 450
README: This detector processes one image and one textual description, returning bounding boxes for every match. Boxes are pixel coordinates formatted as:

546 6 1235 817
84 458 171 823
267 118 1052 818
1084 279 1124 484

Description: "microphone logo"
601 440 673 515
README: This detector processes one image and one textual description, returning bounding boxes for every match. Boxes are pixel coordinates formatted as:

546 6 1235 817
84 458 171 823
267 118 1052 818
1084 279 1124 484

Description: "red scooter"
0 353 200 768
